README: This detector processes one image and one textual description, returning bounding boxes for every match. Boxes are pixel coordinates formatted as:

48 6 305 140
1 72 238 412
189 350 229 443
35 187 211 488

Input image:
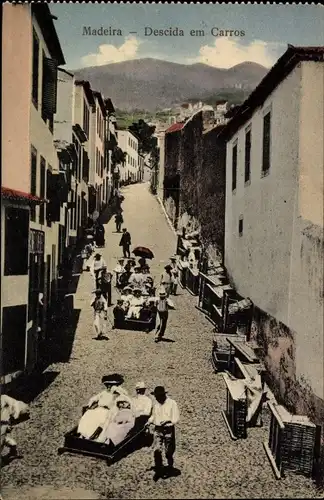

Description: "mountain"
72 58 267 111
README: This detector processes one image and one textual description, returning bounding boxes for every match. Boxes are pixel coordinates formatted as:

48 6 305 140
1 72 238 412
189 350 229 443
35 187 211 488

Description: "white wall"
118 130 139 182
288 61 324 399
225 65 301 325
157 133 165 199
225 61 324 404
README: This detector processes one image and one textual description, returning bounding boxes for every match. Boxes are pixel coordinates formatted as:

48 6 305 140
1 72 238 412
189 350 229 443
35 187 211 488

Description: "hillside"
73 58 267 111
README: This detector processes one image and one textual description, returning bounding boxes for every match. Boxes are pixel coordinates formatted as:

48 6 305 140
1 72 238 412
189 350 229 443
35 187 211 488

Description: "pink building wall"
2 4 32 191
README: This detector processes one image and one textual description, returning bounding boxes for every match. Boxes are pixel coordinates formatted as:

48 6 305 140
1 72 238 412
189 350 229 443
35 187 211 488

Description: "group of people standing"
87 248 180 342
77 375 180 481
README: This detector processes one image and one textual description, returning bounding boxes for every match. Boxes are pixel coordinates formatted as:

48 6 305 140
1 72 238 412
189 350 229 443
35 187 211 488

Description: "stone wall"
251 304 324 428
172 113 226 257
163 131 182 226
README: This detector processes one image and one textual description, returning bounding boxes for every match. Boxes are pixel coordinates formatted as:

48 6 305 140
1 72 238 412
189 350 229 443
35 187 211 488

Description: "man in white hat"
154 288 175 343
90 289 108 339
132 382 153 418
90 253 107 288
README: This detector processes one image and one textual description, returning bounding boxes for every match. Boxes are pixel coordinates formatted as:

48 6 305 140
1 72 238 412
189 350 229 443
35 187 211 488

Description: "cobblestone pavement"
1 183 320 499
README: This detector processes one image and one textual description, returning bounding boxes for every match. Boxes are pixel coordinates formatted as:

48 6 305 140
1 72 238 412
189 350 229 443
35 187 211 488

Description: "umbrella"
133 246 154 259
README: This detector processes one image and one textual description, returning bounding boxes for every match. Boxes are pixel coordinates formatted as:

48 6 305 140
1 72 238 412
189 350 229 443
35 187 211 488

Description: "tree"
129 119 157 156
111 146 126 167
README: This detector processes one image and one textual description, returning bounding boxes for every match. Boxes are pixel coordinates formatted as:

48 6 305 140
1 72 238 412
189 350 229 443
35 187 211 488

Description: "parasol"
132 246 154 259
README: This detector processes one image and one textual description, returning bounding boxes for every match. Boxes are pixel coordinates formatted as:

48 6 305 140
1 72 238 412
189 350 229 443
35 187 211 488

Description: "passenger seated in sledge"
120 286 133 311
95 396 135 446
129 267 145 288
119 261 133 288
126 288 144 319
132 381 152 419
77 377 128 440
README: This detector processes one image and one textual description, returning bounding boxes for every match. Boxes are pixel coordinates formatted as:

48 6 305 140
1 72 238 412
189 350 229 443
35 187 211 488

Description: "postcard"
1 2 324 499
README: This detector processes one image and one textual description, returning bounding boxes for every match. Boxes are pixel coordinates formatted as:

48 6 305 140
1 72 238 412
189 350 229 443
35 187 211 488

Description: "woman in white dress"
126 289 144 319
96 395 135 446
77 379 128 440
120 286 133 312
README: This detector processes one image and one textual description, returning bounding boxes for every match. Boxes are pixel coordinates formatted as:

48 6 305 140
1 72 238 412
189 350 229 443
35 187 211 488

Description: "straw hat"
135 381 146 390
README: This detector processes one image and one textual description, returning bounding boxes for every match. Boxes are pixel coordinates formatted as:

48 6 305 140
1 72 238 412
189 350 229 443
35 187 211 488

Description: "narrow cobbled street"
2 184 318 499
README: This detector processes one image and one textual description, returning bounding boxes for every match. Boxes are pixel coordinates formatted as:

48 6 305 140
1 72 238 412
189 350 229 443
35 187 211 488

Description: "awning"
1 187 45 205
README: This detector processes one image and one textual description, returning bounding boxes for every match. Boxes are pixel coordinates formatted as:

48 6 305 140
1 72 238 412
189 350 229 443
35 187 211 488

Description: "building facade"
1 3 65 383
224 46 324 424
117 130 139 183
73 81 94 230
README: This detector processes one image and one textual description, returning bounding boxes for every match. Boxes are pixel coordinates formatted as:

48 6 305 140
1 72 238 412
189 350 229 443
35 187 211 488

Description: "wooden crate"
211 334 242 373
221 374 247 440
264 402 319 479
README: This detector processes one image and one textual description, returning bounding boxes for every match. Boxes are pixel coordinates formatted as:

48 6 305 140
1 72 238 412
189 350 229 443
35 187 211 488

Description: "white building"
1 3 65 383
105 103 119 193
117 130 139 183
214 101 230 125
155 130 166 200
54 68 76 253
90 91 107 211
223 45 324 422
72 81 94 237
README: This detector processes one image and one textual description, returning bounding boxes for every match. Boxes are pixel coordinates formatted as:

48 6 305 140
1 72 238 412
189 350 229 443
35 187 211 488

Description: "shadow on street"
6 370 60 404
47 308 81 364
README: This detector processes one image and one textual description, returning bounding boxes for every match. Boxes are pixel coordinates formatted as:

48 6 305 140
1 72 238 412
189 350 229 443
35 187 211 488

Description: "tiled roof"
165 122 184 134
1 187 44 204
220 45 324 140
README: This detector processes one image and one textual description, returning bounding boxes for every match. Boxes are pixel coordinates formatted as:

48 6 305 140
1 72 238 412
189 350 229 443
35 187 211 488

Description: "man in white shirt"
148 386 180 480
90 253 107 288
90 289 108 339
154 289 175 343
132 381 152 419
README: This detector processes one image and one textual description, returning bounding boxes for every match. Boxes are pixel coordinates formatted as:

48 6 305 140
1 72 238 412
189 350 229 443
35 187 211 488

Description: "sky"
51 3 324 70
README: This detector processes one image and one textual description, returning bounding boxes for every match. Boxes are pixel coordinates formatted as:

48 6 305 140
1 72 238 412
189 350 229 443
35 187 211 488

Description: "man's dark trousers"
156 311 169 339
101 283 112 306
122 244 130 258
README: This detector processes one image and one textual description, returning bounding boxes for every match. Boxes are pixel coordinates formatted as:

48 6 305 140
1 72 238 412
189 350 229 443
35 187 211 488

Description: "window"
262 111 271 175
83 100 90 137
244 129 251 183
32 30 39 107
232 143 237 191
41 53 58 125
239 216 243 236
39 156 46 224
30 146 37 221
4 207 29 275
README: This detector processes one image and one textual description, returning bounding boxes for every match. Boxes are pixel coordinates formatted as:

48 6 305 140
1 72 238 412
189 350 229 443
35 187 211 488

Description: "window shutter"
32 31 39 106
42 57 58 119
